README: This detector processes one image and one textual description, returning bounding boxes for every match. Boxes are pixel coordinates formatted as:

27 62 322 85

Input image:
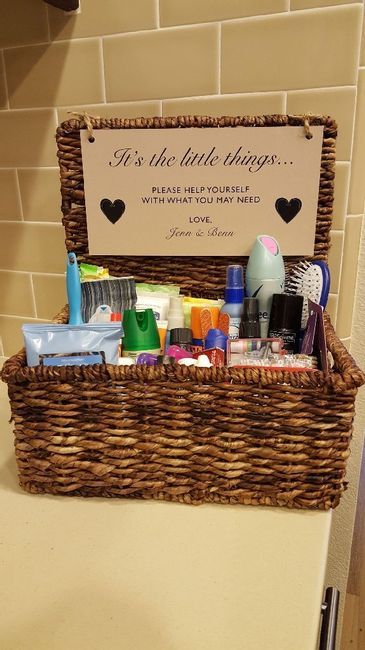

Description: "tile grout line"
283 91 288 114
45 4 52 42
155 0 160 29
0 269 64 276
99 38 107 103
29 274 38 318
217 23 222 94
0 220 62 226
0 49 10 109
14 169 24 221
346 14 363 183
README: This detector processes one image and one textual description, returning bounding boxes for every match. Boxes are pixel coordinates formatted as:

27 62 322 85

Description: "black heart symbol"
275 197 302 224
100 198 126 224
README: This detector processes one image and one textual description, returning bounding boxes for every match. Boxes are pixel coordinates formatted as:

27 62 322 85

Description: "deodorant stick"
245 235 285 337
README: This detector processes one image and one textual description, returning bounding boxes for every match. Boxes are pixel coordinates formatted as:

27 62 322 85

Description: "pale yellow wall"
0 0 364 622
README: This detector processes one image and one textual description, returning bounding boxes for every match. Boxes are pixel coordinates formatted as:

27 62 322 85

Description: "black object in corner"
319 588 340 650
44 0 79 11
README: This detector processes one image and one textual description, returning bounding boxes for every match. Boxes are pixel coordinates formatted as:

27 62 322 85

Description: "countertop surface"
0 380 331 650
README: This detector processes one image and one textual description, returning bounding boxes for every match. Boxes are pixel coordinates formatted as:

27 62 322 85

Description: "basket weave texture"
2 114 364 509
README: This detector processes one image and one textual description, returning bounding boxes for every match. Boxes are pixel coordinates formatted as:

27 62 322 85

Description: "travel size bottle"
268 293 304 353
220 265 244 339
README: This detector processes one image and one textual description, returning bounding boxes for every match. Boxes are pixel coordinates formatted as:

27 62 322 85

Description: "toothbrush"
66 252 83 325
286 260 330 328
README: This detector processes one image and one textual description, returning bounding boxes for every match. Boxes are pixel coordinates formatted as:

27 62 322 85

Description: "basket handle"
324 313 365 387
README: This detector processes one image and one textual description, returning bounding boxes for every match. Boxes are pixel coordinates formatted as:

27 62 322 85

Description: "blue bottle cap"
225 265 244 303
205 328 228 350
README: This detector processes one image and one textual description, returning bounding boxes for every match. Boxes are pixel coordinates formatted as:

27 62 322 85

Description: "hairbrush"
286 260 330 328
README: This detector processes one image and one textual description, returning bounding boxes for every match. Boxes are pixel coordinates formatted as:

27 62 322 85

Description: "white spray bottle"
245 235 285 337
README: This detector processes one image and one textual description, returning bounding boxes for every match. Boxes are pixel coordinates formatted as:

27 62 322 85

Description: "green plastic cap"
122 308 160 351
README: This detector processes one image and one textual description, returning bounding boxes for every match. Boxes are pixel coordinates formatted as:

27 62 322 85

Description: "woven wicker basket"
2 114 364 510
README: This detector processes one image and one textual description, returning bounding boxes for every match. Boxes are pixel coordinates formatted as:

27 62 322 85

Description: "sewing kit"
2 114 364 509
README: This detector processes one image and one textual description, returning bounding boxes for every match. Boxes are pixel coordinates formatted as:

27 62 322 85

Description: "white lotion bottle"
245 235 285 337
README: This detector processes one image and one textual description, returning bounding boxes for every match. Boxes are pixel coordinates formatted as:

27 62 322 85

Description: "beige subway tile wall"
160 0 287 26
103 26 219 102
332 163 351 231
162 92 285 117
221 6 362 94
0 171 22 220
5 40 104 109
18 169 61 222
0 0 363 368
337 215 363 339
286 87 356 161
0 0 49 49
48 0 157 40
57 100 161 123
348 68 365 214
0 110 57 167
32 274 67 320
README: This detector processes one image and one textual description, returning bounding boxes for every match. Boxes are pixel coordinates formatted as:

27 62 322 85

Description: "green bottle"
122 309 161 359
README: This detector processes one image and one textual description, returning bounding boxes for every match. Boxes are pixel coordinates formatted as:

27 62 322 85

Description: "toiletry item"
268 293 304 353
23 323 122 367
183 297 224 328
79 262 109 281
246 235 285 337
157 320 168 354
195 347 225 367
239 298 261 338
167 296 184 330
170 327 193 351
190 306 220 346
136 353 158 366
136 283 180 296
286 260 331 328
42 353 104 367
89 304 112 323
228 351 317 370
81 276 136 323
229 338 283 354
166 345 193 361
122 308 160 359
227 338 283 366
196 354 212 368
136 291 170 321
218 311 230 337
66 252 83 325
200 308 214 340
165 295 184 352
303 299 328 371
220 265 244 339
178 358 197 367
204 328 228 351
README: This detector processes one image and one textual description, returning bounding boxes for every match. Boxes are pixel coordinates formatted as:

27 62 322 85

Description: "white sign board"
81 125 323 256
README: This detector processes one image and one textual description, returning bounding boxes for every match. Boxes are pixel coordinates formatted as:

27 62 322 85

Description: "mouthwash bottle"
220 265 244 339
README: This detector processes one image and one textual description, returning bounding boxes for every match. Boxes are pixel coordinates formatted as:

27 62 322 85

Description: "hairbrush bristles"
286 261 330 328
